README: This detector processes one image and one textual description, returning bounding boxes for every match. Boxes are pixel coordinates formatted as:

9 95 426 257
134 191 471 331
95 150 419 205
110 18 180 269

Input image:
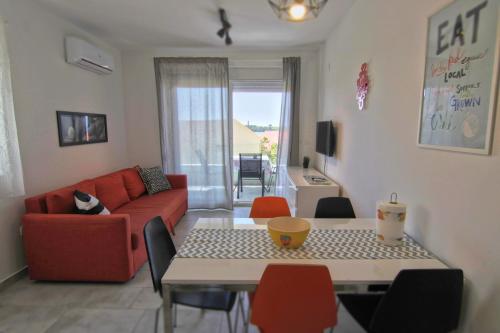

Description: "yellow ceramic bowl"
267 217 311 249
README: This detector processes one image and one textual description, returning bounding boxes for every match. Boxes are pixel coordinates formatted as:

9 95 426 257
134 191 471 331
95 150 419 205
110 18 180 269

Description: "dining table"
161 217 447 333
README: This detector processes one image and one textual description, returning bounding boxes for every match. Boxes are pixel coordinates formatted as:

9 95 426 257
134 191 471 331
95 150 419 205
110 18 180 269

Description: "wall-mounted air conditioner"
65 36 114 75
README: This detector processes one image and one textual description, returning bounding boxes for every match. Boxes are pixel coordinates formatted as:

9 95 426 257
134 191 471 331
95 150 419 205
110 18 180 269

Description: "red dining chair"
250 264 338 333
249 196 291 218
243 197 292 331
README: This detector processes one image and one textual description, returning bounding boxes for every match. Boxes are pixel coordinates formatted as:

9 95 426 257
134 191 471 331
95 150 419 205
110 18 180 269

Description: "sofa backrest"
25 167 146 214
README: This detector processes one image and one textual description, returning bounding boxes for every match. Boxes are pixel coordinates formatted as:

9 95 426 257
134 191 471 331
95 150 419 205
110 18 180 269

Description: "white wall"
318 0 500 331
122 47 319 168
0 0 129 282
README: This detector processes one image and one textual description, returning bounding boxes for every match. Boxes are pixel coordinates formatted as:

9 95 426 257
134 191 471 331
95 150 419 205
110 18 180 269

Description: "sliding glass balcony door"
231 80 282 203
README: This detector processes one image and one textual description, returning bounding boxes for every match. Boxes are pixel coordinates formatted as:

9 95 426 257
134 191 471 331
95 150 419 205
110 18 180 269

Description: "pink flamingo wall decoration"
356 63 369 110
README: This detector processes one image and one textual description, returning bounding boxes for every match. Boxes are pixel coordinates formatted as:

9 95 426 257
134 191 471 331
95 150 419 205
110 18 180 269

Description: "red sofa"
22 167 188 282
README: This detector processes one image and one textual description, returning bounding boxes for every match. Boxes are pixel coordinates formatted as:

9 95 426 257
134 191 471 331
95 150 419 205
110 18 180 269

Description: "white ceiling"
34 0 354 50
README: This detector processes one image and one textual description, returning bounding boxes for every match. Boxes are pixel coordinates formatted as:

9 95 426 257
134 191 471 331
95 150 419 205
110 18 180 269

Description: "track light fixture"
217 9 232 46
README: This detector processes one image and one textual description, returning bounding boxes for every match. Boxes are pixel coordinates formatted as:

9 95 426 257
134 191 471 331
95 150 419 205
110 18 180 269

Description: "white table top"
162 218 447 286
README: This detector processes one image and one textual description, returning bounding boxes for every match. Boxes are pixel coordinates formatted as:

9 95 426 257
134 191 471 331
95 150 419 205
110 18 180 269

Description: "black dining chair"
338 269 464 333
315 197 388 292
143 216 239 332
314 197 356 218
237 153 265 198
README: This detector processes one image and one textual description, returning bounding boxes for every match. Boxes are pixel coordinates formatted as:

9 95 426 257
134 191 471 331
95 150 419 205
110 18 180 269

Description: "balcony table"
162 218 447 333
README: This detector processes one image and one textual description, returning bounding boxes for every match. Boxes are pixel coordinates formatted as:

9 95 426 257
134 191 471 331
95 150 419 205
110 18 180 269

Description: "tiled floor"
0 208 364 333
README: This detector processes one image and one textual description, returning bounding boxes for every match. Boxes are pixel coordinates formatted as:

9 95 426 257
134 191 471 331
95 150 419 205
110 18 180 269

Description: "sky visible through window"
233 92 281 127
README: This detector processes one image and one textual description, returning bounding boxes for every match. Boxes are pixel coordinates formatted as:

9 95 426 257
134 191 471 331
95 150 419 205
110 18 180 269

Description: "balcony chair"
237 153 265 199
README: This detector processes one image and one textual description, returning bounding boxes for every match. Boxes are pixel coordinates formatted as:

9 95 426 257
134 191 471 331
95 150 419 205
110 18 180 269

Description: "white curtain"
276 57 300 197
155 58 232 209
0 20 24 198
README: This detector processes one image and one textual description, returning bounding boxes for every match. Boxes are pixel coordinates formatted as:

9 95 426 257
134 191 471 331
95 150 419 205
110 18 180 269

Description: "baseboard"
0 266 27 292
233 202 252 207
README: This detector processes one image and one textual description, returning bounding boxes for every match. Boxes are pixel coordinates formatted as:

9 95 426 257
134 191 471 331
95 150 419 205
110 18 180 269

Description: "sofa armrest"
166 174 187 189
22 213 135 281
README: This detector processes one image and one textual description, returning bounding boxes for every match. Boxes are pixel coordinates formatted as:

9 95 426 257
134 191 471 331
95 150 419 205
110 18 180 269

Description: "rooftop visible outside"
233 91 281 165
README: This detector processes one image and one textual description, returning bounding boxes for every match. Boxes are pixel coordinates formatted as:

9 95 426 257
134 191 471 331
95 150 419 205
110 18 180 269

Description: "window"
232 80 282 164
0 20 24 197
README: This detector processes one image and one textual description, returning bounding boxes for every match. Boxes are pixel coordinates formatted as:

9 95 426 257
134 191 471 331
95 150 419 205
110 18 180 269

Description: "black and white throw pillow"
138 166 171 195
74 190 110 215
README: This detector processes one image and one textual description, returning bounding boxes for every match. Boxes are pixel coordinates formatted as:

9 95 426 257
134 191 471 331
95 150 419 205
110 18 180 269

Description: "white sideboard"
283 167 340 218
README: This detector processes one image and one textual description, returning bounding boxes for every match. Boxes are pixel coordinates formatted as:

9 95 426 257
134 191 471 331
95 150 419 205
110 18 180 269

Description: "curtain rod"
229 59 282 69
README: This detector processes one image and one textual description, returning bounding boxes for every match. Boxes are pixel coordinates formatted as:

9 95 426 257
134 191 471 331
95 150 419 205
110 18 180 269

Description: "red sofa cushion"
114 188 188 269
25 194 48 213
46 180 96 214
23 214 134 282
120 168 146 200
114 189 187 230
95 173 130 211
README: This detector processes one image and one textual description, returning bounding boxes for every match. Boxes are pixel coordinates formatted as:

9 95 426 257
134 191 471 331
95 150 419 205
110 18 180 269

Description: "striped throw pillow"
74 190 110 215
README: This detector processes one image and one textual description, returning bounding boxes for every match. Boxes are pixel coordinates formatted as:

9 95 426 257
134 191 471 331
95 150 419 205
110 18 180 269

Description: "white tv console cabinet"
284 167 340 217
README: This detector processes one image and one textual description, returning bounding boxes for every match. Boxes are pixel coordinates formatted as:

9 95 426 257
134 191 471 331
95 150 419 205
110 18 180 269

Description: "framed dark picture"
56 111 108 147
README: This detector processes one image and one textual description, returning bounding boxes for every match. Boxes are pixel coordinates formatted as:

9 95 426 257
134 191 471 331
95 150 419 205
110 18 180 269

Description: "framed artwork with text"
418 0 500 154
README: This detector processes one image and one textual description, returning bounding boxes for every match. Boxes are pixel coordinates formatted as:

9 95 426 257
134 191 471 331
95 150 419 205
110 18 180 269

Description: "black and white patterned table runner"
176 229 434 260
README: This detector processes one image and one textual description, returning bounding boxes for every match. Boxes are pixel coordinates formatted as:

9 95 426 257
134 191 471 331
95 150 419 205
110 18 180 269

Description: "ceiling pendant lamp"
268 0 328 22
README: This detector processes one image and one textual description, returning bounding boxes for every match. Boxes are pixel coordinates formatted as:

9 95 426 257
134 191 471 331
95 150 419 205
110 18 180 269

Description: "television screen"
316 121 335 156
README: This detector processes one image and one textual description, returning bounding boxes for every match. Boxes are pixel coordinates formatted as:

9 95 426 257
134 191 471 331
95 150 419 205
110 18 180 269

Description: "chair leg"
242 292 252 333
226 311 233 333
172 303 178 328
245 306 252 333
154 306 160 333
238 293 247 323
234 297 240 333
237 171 240 199
239 172 243 192
261 173 265 197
